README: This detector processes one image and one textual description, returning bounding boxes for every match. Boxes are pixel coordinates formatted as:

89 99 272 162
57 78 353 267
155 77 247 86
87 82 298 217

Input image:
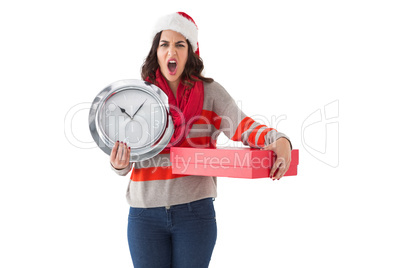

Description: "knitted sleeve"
209 81 291 149
111 162 133 176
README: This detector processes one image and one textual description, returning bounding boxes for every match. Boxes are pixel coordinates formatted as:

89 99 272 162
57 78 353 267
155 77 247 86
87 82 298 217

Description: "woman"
110 12 292 268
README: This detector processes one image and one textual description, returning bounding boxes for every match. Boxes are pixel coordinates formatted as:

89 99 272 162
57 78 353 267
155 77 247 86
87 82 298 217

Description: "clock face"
98 88 165 149
89 79 174 162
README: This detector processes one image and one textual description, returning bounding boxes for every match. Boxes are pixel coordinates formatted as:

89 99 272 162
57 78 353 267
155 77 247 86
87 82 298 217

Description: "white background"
1 0 401 267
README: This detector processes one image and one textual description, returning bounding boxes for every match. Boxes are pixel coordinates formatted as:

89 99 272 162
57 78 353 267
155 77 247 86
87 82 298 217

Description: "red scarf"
146 68 204 150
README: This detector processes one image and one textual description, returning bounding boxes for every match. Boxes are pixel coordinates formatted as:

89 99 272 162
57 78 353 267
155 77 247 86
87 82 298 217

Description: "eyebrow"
160 40 186 44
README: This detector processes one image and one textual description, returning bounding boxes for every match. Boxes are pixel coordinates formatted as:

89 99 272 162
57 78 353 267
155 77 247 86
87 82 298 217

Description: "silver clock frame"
89 79 174 162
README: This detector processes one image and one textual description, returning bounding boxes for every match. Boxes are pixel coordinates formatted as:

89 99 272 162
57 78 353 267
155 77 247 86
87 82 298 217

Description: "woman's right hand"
110 141 131 170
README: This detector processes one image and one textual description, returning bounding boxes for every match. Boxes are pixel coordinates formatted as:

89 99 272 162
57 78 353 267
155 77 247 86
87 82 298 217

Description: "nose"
168 46 176 57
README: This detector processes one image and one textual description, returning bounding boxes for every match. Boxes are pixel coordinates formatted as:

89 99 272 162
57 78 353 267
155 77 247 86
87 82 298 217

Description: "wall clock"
89 79 174 162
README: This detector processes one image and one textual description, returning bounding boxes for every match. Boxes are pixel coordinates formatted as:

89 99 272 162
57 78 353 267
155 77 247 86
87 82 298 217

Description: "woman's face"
157 30 188 86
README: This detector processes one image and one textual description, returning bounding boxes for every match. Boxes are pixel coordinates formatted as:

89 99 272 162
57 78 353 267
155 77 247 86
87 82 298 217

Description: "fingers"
270 157 290 181
269 158 281 180
110 141 131 169
110 141 119 163
117 141 125 159
125 143 131 160
122 143 131 164
265 139 292 181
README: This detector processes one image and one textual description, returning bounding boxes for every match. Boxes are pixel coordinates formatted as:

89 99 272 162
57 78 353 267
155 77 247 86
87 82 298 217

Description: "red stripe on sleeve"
247 125 266 147
256 127 276 147
230 117 255 142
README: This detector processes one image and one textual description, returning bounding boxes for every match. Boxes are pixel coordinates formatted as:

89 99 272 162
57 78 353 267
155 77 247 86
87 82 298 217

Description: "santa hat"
152 12 199 55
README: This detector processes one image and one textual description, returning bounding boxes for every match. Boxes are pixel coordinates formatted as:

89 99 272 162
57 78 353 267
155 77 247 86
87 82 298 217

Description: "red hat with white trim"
152 12 199 56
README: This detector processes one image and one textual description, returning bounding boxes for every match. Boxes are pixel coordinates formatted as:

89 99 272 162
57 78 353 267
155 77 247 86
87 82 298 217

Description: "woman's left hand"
263 138 292 181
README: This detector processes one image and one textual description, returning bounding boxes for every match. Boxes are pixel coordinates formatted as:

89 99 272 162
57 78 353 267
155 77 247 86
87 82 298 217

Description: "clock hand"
131 100 146 119
117 106 133 119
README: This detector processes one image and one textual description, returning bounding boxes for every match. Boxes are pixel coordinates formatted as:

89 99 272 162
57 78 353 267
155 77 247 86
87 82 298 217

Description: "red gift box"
170 147 299 179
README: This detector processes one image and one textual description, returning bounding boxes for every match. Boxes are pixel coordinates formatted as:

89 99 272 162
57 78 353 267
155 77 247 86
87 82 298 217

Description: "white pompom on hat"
152 12 199 55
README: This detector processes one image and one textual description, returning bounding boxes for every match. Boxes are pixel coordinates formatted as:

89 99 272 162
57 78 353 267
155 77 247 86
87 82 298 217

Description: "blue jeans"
127 198 217 268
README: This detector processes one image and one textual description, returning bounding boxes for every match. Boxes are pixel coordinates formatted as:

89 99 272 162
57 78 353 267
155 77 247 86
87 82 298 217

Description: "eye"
160 43 168 47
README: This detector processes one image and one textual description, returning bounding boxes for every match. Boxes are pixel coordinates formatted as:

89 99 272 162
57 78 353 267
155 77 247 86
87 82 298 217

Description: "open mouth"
167 60 177 75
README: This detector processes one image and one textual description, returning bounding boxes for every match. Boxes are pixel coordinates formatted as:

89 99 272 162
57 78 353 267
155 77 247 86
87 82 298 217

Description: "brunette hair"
141 31 214 89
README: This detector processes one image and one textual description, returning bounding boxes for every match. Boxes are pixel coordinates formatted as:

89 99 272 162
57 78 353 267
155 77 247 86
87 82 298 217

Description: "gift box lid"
170 147 299 179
